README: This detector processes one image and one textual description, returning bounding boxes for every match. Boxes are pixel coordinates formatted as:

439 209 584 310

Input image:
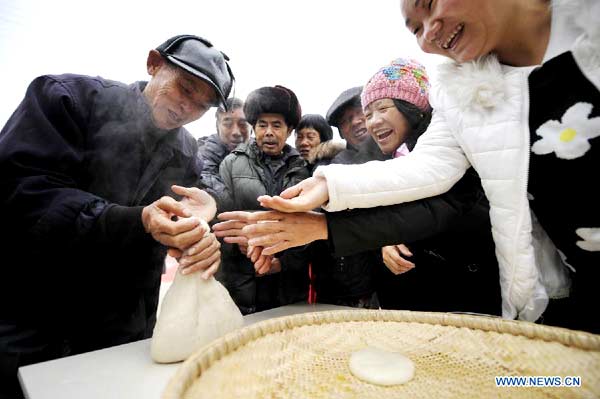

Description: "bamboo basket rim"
162 309 600 398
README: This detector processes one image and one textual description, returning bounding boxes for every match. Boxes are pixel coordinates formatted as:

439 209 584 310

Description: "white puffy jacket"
315 0 599 321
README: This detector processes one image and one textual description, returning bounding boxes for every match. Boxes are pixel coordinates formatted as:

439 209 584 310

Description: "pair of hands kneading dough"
151 219 243 363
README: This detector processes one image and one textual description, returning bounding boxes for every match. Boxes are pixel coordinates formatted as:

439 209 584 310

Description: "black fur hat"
244 85 302 129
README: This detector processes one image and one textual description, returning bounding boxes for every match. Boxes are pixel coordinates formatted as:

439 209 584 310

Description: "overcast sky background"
0 0 445 141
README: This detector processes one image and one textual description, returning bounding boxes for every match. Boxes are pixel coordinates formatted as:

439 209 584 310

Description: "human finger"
255 255 273 275
248 246 260 262
157 215 201 237
247 232 287 248
157 221 205 250
238 242 248 255
382 246 396 272
216 211 255 222
382 246 403 275
253 253 267 272
258 195 304 212
201 258 220 280
223 236 248 245
279 183 305 200
242 222 285 238
181 250 221 276
393 245 415 271
216 228 246 239
213 220 248 232
261 241 292 256
167 247 183 259
183 233 214 257
180 243 220 271
155 196 192 218
171 185 200 198
396 244 414 257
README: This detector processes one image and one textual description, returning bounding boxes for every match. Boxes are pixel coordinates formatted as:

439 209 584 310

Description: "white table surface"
18 303 352 399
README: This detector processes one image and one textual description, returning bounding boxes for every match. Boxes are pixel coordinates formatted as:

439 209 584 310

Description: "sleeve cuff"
313 165 344 212
99 205 147 242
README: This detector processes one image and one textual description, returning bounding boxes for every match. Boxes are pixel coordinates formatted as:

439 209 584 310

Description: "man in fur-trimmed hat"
216 85 310 315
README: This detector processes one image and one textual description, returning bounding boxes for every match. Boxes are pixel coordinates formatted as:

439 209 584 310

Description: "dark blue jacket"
0 74 204 365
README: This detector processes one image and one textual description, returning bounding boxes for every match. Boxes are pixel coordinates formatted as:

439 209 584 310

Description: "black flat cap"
156 34 234 110
325 86 362 128
244 85 302 129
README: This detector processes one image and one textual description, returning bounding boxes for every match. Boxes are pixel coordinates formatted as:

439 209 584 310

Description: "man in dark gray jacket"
217 85 309 314
197 97 250 192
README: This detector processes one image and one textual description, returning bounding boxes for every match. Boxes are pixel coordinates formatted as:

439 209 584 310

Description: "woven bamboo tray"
162 310 600 399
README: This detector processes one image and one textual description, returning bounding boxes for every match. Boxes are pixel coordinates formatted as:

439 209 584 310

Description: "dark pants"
374 250 502 316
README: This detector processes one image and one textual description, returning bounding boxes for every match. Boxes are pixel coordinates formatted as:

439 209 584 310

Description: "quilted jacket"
315 0 598 321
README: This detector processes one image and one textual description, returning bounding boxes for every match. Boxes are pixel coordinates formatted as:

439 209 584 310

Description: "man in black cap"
326 86 369 150
0 34 233 398
216 85 310 315
325 86 385 164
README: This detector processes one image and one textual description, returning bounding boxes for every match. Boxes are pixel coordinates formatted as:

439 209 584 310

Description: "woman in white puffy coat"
257 0 600 332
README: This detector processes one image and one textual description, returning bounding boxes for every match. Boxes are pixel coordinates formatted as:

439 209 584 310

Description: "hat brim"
166 55 228 110
326 86 362 128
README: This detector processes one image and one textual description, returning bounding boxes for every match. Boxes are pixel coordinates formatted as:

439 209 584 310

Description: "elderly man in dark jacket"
217 86 309 314
0 35 232 399
197 97 250 192
325 86 381 164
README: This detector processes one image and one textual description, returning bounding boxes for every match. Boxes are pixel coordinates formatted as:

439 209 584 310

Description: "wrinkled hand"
142 197 203 249
382 244 415 275
171 185 217 222
216 210 328 255
247 245 275 275
250 247 281 276
212 218 250 245
238 241 249 255
168 228 221 278
257 175 329 213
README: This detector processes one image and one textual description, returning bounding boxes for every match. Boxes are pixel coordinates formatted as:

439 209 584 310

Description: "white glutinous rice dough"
151 219 243 363
349 347 415 386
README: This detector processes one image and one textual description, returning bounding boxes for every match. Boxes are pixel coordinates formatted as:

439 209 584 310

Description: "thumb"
396 244 413 257
279 184 302 200
171 184 195 197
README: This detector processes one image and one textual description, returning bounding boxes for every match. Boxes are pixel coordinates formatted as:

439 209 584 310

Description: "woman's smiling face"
365 99 410 155
400 0 501 63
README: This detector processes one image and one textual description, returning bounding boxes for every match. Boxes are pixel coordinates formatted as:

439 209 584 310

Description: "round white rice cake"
349 347 415 386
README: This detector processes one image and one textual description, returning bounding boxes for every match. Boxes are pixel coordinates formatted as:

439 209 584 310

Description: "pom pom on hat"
361 58 430 112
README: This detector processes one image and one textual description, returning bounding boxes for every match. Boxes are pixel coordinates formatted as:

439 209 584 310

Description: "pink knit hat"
361 58 430 112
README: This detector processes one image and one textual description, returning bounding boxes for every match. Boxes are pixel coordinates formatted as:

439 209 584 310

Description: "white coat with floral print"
315 0 599 321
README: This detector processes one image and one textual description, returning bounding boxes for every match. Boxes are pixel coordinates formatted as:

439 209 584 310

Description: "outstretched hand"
215 210 328 256
257 175 329 213
171 185 217 222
